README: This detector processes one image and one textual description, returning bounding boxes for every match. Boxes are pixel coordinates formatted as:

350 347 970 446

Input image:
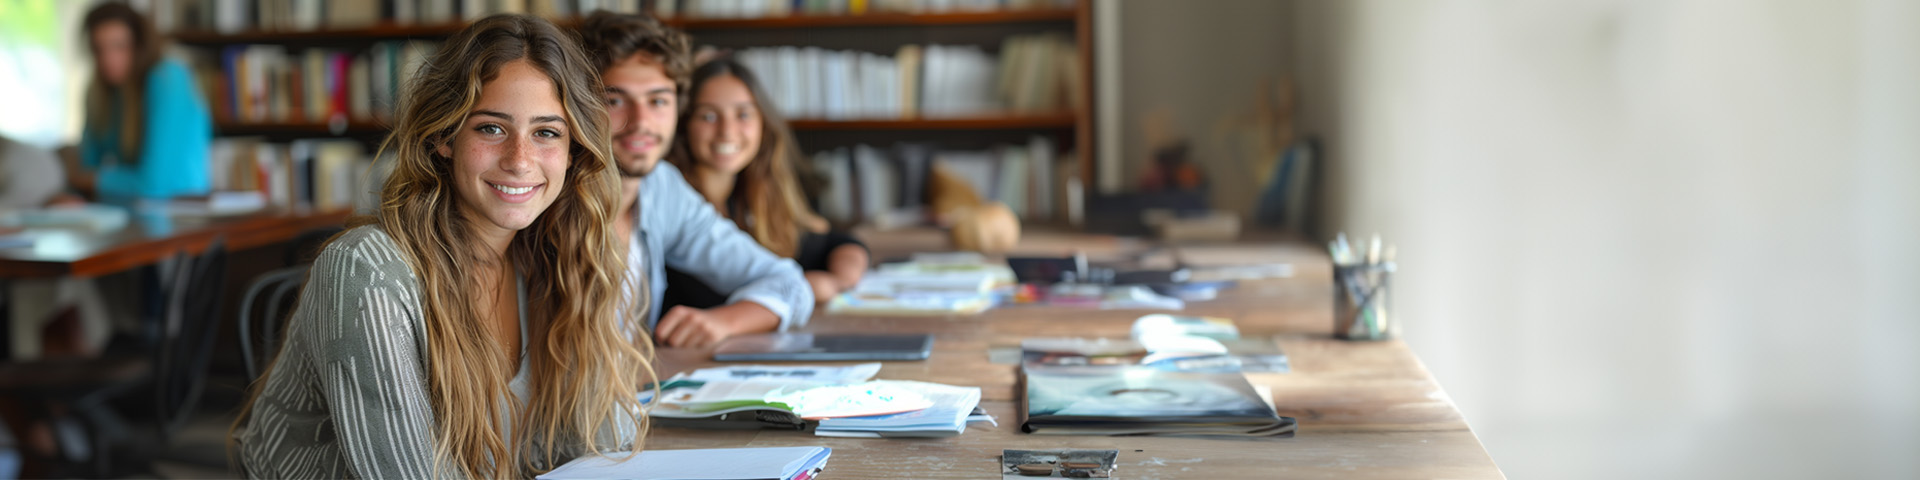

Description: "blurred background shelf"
172 8 1078 46
214 112 1074 136
787 112 1075 130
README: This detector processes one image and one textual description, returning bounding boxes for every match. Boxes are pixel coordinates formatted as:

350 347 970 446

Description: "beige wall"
1109 0 1291 222
1293 0 1920 478
1108 0 1920 476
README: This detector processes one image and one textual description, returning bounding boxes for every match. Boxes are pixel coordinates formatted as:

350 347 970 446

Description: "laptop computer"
713 333 935 362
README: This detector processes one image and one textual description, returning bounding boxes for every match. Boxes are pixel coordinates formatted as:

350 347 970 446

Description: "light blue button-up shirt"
633 162 812 332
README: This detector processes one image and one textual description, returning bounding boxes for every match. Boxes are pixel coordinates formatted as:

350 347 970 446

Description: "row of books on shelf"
160 0 1070 35
660 0 1073 19
162 0 649 34
810 136 1067 226
731 34 1078 120
189 37 1074 127
191 40 439 125
207 137 381 212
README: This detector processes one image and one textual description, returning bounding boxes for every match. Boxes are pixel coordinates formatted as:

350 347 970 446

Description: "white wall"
1296 0 1920 478
0 0 92 147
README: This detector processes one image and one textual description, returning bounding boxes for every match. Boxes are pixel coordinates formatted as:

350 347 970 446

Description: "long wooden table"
0 207 352 279
648 232 1505 479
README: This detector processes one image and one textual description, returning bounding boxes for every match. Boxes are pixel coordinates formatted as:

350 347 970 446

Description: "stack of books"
826 252 1015 316
642 363 988 438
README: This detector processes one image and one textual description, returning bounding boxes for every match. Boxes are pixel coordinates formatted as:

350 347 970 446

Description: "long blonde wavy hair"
233 14 655 479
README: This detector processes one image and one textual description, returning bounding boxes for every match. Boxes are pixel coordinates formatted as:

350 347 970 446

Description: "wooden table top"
0 207 353 279
647 234 1505 479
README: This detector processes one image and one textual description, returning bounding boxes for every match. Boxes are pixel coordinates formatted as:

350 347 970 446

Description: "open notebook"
537 446 831 480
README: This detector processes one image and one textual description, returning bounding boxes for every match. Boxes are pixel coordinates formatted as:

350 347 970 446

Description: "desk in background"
2 208 352 359
646 230 1505 479
0 208 352 279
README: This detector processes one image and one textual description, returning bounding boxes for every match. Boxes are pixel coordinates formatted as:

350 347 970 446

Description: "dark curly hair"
573 10 692 99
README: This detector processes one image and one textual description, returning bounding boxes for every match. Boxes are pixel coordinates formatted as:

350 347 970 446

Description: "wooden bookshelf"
177 1 1097 219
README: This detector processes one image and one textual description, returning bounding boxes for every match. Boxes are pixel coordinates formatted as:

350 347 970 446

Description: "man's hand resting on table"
654 301 779 348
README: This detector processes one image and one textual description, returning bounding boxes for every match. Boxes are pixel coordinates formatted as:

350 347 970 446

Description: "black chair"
0 237 230 477
237 265 308 380
237 226 336 381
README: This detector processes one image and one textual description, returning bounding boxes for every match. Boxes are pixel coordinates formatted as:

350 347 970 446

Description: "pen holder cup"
1333 262 1396 341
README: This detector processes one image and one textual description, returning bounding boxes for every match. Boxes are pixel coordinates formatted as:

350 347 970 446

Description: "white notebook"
537 446 831 480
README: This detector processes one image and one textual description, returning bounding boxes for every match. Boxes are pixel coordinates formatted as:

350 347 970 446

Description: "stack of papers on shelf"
0 205 130 233
159 191 268 216
537 446 831 480
1018 364 1296 437
815 381 983 438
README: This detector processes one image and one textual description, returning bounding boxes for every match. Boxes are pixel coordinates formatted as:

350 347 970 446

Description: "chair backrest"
283 226 344 265
153 237 230 439
237 265 310 380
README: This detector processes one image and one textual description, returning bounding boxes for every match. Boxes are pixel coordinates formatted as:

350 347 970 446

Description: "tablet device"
712 333 934 362
1007 256 1084 284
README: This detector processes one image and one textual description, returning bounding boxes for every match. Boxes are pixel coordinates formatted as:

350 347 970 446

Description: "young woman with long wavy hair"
664 58 869 308
67 2 210 204
230 14 653 479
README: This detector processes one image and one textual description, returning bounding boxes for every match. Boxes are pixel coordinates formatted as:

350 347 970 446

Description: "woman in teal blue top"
71 2 210 204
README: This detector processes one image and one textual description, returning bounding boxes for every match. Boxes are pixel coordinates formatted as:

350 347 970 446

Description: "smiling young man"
574 11 811 348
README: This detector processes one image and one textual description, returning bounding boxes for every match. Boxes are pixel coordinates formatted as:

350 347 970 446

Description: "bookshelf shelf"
214 113 1074 136
215 120 388 136
670 9 1076 30
174 23 469 45
171 9 1077 46
789 113 1075 130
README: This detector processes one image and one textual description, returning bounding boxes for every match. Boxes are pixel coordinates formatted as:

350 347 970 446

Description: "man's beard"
620 161 651 178
618 154 654 178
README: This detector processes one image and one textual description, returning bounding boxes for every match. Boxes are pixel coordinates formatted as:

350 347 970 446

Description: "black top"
662 229 866 310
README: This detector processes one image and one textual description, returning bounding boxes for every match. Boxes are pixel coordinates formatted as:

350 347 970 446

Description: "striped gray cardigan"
234 225 633 479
